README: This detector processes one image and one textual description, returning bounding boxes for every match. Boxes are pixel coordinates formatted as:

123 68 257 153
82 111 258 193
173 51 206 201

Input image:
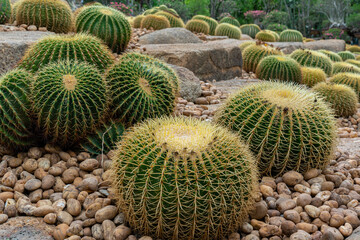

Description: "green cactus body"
81 120 125 155
242 43 283 73
290 49 333 76
301 67 326 87
255 55 302 83
158 4 168 10
240 24 261 38
106 53 176 125
17 0 72 33
73 2 102 17
140 14 170 30
313 82 358 117
240 41 255 51
32 61 108 147
10 0 22 23
265 30 280 41
219 16 240 27
356 55 360 61
318 50 342 62
192 15 218 35
19 34 114 73
112 116 258 240
133 15 144 28
332 62 360 75
0 69 34 149
185 19 209 34
347 45 360 53
215 81 336 176
346 59 360 68
0 0 11 24
279 29 303 42
329 73 360 99
76 6 132 53
143 7 159 15
155 10 184 28
338 51 356 61
215 23 241 39
255 31 276 42
167 8 178 15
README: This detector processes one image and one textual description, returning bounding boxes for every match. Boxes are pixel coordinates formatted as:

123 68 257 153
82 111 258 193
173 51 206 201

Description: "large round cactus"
133 15 144 28
220 16 240 27
290 49 333 76
301 67 326 87
313 82 358 117
9 0 22 23
348 45 360 53
338 51 356 61
185 19 209 34
240 41 255 51
332 62 360 75
141 14 170 30
279 29 303 42
155 10 184 28
215 23 241 39
0 0 11 24
240 24 261 38
19 33 114 73
256 55 302 83
111 116 258 240
73 2 102 17
255 30 276 42
0 69 34 150
346 59 360 68
106 53 176 125
192 15 218 35
215 81 336 176
242 43 283 73
318 50 342 62
330 73 360 99
76 6 132 53
32 61 108 147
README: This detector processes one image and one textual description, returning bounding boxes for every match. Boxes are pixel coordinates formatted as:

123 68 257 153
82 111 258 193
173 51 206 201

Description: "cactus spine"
290 49 333 76
240 24 261 38
318 50 342 62
0 0 11 24
332 62 360 75
215 23 241 39
219 16 240 27
185 19 209 34
301 67 326 87
192 15 218 35
140 14 170 30
279 29 303 42
338 51 356 61
329 73 360 100
155 10 184 28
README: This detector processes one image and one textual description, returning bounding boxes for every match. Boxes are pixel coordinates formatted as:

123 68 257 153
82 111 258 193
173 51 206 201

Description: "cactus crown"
141 14 170 30
219 16 240 27
290 49 333 76
255 30 276 42
301 67 326 87
155 10 184 27
332 62 360 75
215 23 241 39
279 29 303 42
329 72 360 100
240 24 261 38
192 15 218 35
0 0 11 24
185 19 209 35
338 51 356 61
318 50 343 62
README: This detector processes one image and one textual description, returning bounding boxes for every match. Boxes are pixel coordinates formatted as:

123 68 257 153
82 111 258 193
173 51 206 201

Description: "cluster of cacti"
239 41 255 51
301 67 326 87
133 15 144 28
81 120 125 155
318 50 342 62
290 49 333 76
256 56 302 83
75 6 132 53
255 31 276 42
330 73 360 99
18 34 114 73
346 59 360 68
215 23 241 39
219 16 240 27
16 0 72 33
155 10 184 28
242 43 283 73
279 29 303 42
240 24 261 38
215 81 337 176
140 14 170 30
332 62 360 75
0 0 11 24
313 82 358 117
32 61 108 147
185 19 209 34
338 51 356 61
347 45 360 53
0 69 35 150
111 116 258 240
106 53 177 125
192 15 218 35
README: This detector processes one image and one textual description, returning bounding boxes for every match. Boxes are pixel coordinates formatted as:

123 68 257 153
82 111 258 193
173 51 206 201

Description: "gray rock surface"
241 34 253 40
0 31 54 75
143 39 243 81
139 28 202 45
304 39 346 52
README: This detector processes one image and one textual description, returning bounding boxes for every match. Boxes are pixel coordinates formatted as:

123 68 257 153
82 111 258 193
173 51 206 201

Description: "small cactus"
279 29 303 42
155 10 184 28
140 14 170 30
185 19 209 34
290 49 333 76
313 82 358 117
219 16 240 27
255 30 276 42
239 41 255 51
329 72 360 100
347 45 360 53
133 15 144 28
318 50 342 62
240 24 261 38
332 62 360 75
0 0 11 24
338 51 356 61
346 59 360 68
301 67 326 87
192 15 218 35
215 23 241 40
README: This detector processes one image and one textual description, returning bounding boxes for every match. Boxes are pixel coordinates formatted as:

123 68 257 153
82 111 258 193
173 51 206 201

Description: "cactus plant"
242 43 283 73
0 0 11 24
240 41 255 51
81 120 125 155
215 81 336 176
0 69 35 149
255 30 276 42
301 67 326 87
18 33 114 73
279 29 303 42
240 24 261 38
192 15 218 35
346 59 360 68
313 82 358 117
143 7 159 15
356 55 360 61
155 10 184 28
265 30 280 41
215 23 241 39
338 51 356 61
185 19 209 34
329 73 360 99
318 50 342 62
219 16 240 27
140 14 170 30
290 49 333 76
9 0 22 23
111 116 258 240
32 61 108 147
133 15 144 28
106 53 177 125
158 4 168 10
347 45 360 53
76 6 132 53
332 62 360 75
73 2 102 17
255 55 302 83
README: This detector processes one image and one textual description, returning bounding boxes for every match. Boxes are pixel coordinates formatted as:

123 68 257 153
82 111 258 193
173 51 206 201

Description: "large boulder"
303 39 346 52
142 39 243 81
139 28 202 45
0 31 54 75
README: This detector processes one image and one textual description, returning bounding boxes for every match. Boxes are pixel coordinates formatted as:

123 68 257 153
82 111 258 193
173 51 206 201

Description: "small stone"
102 219 116 240
28 147 42 158
0 214 8 224
95 205 117 223
22 159 38 172
321 181 335 191
276 198 296 213
284 210 301 223
249 201 267 220
53 223 69 240
92 224 103 239
44 213 57 224
259 225 281 237
59 151 71 161
345 214 360 229
113 225 131 240
24 178 42 191
8 157 22 168
339 223 352 237
78 177 98 192
29 189 43 202
62 184 79 200
290 230 311 240
296 222 317 233
38 158 51 171
304 169 320 180
41 175 55 190
80 159 99 172
260 184 274 198
57 211 73 225
283 171 304 186
240 222 253 234
281 220 297 236
305 205 320 218
322 227 344 240
330 213 345 228
32 205 56 217
66 198 81 216
319 211 331 223
62 168 79 184
297 193 312 207
0 192 14 202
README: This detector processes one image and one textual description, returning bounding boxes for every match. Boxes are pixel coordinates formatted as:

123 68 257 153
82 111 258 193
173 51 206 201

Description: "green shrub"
219 16 240 27
192 15 218 35
255 30 276 42
266 23 287 34
0 0 11 24
155 10 184 28
141 14 170 30
338 51 356 61
332 62 360 75
330 72 360 99
133 15 144 28
215 23 241 39
279 29 303 42
111 116 258 239
347 13 360 33
301 67 326 87
185 19 209 34
240 24 261 38
290 49 333 76
318 50 342 62
323 28 351 42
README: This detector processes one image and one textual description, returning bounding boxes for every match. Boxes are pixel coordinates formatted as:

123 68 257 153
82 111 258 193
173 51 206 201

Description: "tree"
316 0 351 28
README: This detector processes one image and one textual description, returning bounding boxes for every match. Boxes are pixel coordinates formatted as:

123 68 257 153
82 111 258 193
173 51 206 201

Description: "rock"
139 28 202 45
249 201 267 219
277 198 296 213
57 211 73 225
282 171 303 186
281 220 297 236
113 225 131 240
24 178 42 191
33 205 56 217
143 39 243 81
95 205 118 223
304 39 345 52
91 224 103 239
79 159 99 172
259 224 281 237
42 175 55 190
66 199 81 216
330 213 345 228
284 210 301 223
243 234 260 240
296 222 317 233
23 158 38 172
27 25 37 31
304 168 320 180
44 213 57 224
78 177 98 192
345 214 360 229
297 193 312 207
240 34 253 40
290 230 311 240
53 223 69 240
0 214 8 224
322 227 344 240
28 147 42 159
2 171 17 187
260 184 274 198
347 226 360 240
102 220 116 240
62 168 79 184
304 205 320 218
0 192 14 202
339 223 352 237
